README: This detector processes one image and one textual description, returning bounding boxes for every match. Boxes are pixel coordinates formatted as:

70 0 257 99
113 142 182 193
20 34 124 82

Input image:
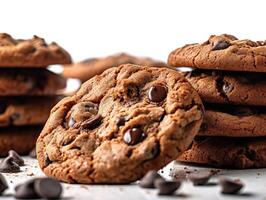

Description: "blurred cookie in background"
62 53 168 82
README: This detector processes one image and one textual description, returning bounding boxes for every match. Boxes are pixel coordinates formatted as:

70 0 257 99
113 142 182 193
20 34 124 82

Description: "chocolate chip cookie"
183 69 266 106
63 53 168 82
177 137 266 169
0 96 62 127
0 126 41 156
0 33 71 67
0 69 66 96
37 64 203 183
199 104 266 137
168 34 266 72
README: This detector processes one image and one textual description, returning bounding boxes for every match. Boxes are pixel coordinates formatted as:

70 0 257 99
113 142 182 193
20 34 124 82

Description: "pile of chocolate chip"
0 150 24 173
139 170 244 196
0 150 62 199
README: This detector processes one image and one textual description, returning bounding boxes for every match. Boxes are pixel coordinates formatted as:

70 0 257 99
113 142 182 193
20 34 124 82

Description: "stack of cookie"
168 34 266 169
62 53 167 83
0 33 71 156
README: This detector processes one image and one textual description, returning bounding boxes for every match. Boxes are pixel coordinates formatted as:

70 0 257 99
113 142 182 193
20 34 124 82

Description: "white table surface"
2 157 266 200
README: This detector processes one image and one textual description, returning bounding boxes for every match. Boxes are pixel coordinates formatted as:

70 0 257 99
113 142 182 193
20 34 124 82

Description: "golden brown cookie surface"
37 64 203 183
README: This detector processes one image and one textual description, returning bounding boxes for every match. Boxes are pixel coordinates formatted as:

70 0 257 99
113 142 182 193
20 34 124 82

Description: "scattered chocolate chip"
116 117 126 127
0 173 8 194
68 117 75 128
0 157 20 173
188 174 211 186
148 85 167 102
44 154 52 167
123 128 146 145
212 40 231 51
15 179 39 199
155 179 181 195
81 114 103 130
34 178 62 199
29 147 36 158
139 170 164 188
8 150 24 166
220 178 244 194
222 82 233 93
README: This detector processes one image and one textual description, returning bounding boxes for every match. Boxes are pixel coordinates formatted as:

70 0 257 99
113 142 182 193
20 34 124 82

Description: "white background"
0 0 265 63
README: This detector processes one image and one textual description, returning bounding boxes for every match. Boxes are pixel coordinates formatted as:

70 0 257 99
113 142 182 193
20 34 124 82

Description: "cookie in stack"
62 53 168 82
168 34 266 169
0 33 71 156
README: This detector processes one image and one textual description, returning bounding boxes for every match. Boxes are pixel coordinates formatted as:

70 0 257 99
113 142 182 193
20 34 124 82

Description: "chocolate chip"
68 117 75 128
155 179 181 195
44 154 52 167
220 178 244 194
15 179 39 199
8 150 24 166
212 40 231 51
188 174 211 186
0 157 20 173
29 147 36 158
81 114 103 130
148 85 167 102
34 178 62 199
222 82 233 93
116 117 126 127
0 174 8 194
139 170 164 188
123 128 146 145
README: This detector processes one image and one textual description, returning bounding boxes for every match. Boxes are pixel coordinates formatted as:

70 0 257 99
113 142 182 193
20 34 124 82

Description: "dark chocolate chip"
68 117 75 128
81 114 103 130
44 154 52 167
222 82 233 93
0 173 8 194
123 128 146 145
29 147 36 159
212 40 231 51
155 179 181 195
0 157 20 173
15 179 40 199
116 117 126 127
8 150 24 166
139 170 164 188
148 85 167 102
200 123 208 131
34 178 62 199
220 178 244 194
188 174 211 186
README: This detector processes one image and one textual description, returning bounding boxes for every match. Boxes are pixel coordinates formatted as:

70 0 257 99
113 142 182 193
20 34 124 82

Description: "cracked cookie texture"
199 104 266 137
0 33 71 67
184 69 266 106
36 64 203 183
168 34 266 72
177 137 266 169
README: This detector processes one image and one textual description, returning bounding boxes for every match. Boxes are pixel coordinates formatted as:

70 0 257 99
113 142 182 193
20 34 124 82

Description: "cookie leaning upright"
37 64 204 183
168 34 266 72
